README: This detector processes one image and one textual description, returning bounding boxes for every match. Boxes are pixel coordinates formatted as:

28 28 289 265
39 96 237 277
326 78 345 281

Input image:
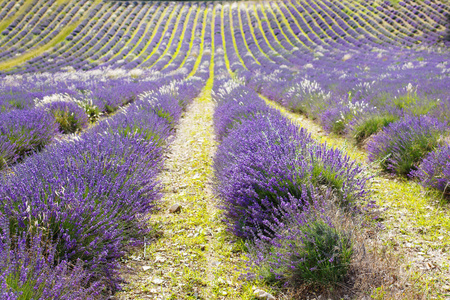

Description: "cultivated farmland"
0 0 449 299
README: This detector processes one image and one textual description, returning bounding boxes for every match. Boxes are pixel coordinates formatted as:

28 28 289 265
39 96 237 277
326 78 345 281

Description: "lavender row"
211 77 370 286
9 2 193 74
217 0 450 194
0 0 39 38
5 2 172 74
1 0 46 50
1 1 126 73
225 0 448 76
212 77 369 236
0 69 176 171
12 2 146 74
241 41 449 179
0 77 204 297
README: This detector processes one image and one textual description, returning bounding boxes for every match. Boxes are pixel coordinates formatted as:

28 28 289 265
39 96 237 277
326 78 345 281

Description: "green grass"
351 114 399 145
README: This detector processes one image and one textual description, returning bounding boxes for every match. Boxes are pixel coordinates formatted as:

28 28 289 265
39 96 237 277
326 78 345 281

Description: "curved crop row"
0 0 447 75
0 0 88 63
0 0 449 297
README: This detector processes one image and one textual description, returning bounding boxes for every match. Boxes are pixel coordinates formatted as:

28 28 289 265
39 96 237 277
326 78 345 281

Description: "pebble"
169 203 182 213
155 256 166 263
254 289 276 300
142 266 151 271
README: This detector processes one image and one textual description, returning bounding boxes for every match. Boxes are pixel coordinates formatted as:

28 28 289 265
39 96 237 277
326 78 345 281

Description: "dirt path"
115 79 251 299
114 83 216 299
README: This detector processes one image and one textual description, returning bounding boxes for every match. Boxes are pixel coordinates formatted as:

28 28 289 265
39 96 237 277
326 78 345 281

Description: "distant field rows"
0 0 448 75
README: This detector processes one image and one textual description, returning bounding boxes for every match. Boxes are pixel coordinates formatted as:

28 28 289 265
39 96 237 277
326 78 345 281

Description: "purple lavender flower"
214 89 368 239
0 213 103 298
0 108 58 169
411 143 450 196
43 101 89 134
0 78 203 293
0 130 163 289
367 115 449 176
245 197 353 287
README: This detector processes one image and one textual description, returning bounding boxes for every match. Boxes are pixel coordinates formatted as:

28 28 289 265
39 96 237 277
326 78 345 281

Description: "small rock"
254 289 266 299
254 289 275 300
169 204 181 213
142 266 151 271
152 278 164 285
155 256 166 263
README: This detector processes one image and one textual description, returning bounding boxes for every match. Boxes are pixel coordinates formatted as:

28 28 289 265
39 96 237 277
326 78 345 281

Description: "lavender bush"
0 108 58 169
281 77 331 119
0 91 41 112
350 113 399 146
0 131 164 289
367 115 449 176
320 104 349 135
213 79 272 140
0 138 17 170
213 82 369 239
91 80 156 114
411 143 450 196
43 101 89 134
93 104 172 147
246 198 352 287
214 113 313 238
0 214 102 299
212 80 370 288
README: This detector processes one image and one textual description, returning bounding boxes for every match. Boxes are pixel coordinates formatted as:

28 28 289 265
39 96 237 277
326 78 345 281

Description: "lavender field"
0 0 449 299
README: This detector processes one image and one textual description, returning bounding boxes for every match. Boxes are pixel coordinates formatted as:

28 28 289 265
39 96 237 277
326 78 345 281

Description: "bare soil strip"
115 82 249 299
